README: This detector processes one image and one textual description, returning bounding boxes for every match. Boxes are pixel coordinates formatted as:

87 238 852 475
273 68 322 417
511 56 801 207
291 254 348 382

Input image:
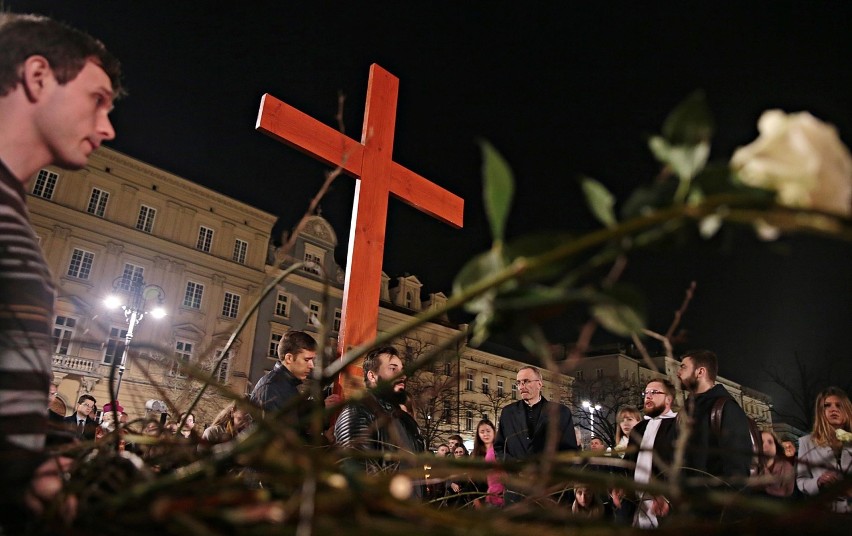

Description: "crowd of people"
0 11 850 533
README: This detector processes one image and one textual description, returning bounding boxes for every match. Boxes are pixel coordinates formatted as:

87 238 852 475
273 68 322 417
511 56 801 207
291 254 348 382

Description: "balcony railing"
52 354 99 374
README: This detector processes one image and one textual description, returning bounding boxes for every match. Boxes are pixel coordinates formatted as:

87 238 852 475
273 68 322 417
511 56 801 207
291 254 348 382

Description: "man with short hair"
334 346 426 491
63 394 97 440
250 330 335 439
0 14 122 526
494 366 578 503
622 379 678 528
676 350 753 483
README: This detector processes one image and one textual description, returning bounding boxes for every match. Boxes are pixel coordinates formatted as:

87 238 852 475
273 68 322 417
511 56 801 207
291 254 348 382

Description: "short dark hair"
681 349 718 382
77 394 96 405
361 346 399 383
277 330 317 360
647 378 676 398
0 13 123 97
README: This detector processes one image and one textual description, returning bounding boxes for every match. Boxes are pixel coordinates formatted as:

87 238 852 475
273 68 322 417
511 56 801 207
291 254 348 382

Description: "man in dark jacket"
677 350 753 483
62 394 98 441
250 331 323 436
334 346 426 496
494 366 578 503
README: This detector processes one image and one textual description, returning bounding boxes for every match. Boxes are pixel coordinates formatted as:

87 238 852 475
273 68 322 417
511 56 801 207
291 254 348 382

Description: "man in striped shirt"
0 13 122 529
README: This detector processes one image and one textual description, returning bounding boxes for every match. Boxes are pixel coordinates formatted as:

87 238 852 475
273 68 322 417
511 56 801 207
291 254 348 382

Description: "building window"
596 368 604 379
171 340 192 378
222 292 240 319
196 226 214 252
215 349 231 384
136 205 156 233
183 281 204 309
512 383 517 400
86 188 110 217
442 400 452 422
233 239 248 264
67 248 95 279
32 169 58 199
302 244 324 276
268 332 282 359
445 362 452 376
103 326 127 365
405 291 413 308
117 263 144 291
576 370 584 380
274 292 289 317
465 410 473 431
333 308 342 332
309 301 321 326
481 376 490 395
466 372 474 391
497 379 504 397
52 316 76 355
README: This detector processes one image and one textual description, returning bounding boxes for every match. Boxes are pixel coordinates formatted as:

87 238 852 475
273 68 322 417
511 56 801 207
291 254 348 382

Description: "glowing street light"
582 400 602 438
104 275 167 399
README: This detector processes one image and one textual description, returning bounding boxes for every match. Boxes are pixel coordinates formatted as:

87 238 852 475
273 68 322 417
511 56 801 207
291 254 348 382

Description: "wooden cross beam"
256 64 464 394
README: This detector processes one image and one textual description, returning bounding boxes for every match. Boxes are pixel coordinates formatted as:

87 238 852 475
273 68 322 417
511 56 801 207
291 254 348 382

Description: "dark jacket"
250 362 302 414
493 397 578 462
624 416 679 481
683 383 753 482
62 414 97 441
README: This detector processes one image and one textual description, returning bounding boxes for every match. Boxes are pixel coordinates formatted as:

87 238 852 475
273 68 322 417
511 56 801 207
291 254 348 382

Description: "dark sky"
13 1 852 423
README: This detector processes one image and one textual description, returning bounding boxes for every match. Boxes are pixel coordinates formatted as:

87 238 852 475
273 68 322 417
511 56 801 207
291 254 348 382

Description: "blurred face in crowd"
761 432 777 458
589 437 605 451
477 423 495 447
619 412 639 437
76 398 94 418
575 487 592 507
782 440 796 458
436 445 450 457
453 446 466 458
677 357 701 391
823 395 847 429
284 348 317 381
233 408 249 431
516 368 542 403
642 381 671 418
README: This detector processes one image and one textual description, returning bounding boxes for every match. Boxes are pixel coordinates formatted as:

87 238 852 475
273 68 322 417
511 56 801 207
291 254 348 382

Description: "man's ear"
283 352 293 364
20 55 52 102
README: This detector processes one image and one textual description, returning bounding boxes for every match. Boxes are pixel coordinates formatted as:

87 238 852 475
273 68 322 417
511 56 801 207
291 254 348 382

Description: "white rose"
837 428 852 443
731 110 852 217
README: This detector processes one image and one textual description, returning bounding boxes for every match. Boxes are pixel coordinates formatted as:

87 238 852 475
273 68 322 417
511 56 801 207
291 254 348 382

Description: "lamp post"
104 275 166 400
582 400 602 438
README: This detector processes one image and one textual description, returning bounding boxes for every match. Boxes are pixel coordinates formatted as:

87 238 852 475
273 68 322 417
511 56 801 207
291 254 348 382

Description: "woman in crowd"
612 406 641 457
447 443 476 508
796 386 852 513
202 402 251 446
471 419 504 507
572 486 604 519
759 430 795 497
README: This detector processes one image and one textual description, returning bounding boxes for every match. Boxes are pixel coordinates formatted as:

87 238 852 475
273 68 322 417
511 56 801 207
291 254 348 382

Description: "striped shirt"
0 159 55 502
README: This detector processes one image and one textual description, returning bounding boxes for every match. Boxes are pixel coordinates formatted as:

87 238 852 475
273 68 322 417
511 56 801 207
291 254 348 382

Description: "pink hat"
103 400 124 413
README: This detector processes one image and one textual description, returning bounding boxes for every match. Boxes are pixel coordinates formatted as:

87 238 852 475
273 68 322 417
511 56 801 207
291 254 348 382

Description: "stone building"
27 147 276 424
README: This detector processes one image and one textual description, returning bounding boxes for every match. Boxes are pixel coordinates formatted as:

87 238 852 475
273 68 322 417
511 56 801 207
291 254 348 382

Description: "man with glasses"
620 379 678 528
63 394 97 440
494 366 578 503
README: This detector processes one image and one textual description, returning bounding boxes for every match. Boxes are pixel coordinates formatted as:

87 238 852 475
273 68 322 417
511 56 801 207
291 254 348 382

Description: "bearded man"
621 379 679 528
334 346 426 492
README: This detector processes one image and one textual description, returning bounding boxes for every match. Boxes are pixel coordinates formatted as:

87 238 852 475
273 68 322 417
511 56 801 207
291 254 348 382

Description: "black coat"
624 416 680 481
62 414 97 440
683 384 753 481
249 362 302 414
494 397 578 462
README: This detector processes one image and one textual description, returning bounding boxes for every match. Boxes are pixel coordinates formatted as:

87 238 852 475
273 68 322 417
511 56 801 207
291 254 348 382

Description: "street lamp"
582 400 602 438
104 275 166 400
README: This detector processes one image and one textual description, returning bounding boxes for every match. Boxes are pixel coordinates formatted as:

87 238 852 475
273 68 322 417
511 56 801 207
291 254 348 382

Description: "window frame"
67 248 95 280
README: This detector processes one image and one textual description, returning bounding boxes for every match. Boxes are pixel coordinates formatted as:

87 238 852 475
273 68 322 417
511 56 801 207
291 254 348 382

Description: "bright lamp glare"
104 295 122 309
150 307 167 319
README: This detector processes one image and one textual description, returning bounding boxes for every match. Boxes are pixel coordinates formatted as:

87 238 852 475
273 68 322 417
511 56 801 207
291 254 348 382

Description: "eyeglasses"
80 402 94 409
515 379 540 387
641 390 666 399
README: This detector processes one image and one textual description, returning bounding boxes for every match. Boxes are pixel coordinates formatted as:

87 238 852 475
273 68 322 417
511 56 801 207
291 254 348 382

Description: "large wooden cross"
256 64 464 394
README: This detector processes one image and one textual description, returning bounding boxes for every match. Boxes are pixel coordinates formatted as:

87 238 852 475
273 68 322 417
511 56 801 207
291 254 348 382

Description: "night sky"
12 1 852 424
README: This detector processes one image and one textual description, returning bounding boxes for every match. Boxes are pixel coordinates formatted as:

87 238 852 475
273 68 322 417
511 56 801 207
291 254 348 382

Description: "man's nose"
99 114 116 141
